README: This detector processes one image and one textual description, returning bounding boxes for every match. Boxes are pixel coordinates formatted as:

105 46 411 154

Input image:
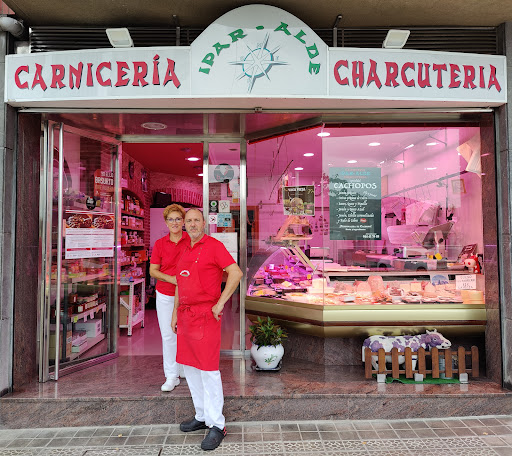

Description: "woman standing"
149 204 189 391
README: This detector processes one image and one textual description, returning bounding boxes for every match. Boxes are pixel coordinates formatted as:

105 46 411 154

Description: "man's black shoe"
201 426 226 451
180 418 208 432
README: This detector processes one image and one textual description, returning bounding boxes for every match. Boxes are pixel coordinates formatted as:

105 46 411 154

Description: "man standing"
172 208 242 451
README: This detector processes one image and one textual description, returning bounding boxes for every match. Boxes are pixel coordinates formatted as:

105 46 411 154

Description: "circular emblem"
180 270 191 277
213 163 235 183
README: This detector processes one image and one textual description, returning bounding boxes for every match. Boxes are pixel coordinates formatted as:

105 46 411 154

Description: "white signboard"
3 5 507 108
329 48 506 104
191 4 327 96
455 274 477 290
6 46 190 104
212 232 238 263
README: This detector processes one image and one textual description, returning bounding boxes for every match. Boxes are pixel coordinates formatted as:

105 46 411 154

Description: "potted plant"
249 316 288 369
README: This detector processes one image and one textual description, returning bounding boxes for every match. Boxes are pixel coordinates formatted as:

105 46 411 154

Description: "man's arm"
211 263 243 321
171 287 180 334
149 263 177 285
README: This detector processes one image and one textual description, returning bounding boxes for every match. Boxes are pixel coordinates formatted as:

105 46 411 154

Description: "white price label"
455 274 477 290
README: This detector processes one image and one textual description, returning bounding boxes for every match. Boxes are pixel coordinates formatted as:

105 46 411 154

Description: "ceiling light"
382 29 410 49
304 153 314 157
317 132 330 137
106 28 134 48
405 144 414 149
426 142 438 146
368 142 380 146
396 160 404 164
294 167 303 171
141 122 167 130
426 167 437 170
197 173 203 177
379 161 385 164
347 160 357 164
187 157 200 161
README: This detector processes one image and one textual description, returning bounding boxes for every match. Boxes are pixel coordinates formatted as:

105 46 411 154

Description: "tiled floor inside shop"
2 416 512 455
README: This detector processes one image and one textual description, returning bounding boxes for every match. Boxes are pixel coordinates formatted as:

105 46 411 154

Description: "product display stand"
119 278 145 336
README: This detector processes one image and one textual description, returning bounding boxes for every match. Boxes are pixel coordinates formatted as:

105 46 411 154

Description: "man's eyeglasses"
166 218 183 223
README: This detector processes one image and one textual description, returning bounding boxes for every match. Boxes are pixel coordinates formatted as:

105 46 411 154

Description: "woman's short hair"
163 204 186 220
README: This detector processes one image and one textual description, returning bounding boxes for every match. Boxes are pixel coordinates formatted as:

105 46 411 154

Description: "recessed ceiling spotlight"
304 153 314 157
197 173 203 177
405 144 414 149
396 160 404 164
369 142 380 146
426 167 437 170
347 160 357 164
379 160 385 164
426 142 438 146
317 132 330 137
187 157 200 161
141 122 167 130
294 167 304 170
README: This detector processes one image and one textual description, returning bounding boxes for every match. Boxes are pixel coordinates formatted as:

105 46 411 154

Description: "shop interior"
40 112 493 386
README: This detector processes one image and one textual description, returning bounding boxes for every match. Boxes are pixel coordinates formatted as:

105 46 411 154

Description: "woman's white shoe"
161 377 180 392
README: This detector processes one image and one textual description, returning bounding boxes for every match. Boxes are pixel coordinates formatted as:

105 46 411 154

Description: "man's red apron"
176 250 222 371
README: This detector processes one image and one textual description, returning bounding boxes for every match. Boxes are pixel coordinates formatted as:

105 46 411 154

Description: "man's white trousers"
183 365 225 429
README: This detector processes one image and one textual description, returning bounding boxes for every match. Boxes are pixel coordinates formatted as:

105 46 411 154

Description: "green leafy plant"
249 316 288 349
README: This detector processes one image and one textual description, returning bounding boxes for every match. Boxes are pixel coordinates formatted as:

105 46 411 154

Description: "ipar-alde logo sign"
198 23 321 92
191 4 328 96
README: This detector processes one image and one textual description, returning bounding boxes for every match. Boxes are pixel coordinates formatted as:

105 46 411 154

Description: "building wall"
497 22 512 388
0 32 16 396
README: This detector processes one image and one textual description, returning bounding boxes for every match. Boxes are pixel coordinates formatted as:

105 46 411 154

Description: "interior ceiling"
5 0 512 28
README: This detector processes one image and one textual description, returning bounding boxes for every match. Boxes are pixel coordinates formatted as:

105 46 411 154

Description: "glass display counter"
246 246 486 338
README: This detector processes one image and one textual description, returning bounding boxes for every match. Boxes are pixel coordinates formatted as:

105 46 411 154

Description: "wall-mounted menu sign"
329 167 381 240
283 185 315 216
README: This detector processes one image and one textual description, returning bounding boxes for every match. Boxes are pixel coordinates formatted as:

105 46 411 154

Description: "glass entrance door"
207 143 246 352
39 122 120 381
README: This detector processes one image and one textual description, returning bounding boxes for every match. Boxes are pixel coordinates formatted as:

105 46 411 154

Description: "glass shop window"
246 122 488 306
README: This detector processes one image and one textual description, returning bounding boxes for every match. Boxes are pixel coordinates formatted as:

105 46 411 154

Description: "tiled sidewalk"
1 416 512 455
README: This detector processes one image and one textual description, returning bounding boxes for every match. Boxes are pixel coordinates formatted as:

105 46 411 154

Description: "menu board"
283 185 315 215
329 167 381 240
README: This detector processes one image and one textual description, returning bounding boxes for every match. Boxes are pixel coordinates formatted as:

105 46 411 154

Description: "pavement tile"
5 416 512 455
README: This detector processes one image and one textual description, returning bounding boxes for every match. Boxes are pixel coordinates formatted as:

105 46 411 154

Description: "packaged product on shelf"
75 319 102 338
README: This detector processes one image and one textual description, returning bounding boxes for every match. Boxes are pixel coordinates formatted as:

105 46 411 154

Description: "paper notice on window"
455 274 477 290
211 232 238 263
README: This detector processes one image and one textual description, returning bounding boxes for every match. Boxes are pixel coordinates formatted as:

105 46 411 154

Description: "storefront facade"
1 5 512 398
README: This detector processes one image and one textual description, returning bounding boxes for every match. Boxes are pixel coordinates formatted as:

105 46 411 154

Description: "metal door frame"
38 120 121 382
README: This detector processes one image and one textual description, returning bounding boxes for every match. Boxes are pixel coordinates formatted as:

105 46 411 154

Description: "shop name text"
333 59 502 92
14 55 181 90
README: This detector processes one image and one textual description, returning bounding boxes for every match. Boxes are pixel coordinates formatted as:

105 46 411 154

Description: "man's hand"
211 302 224 321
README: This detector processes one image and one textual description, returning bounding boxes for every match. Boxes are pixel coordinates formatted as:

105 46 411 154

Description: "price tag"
456 274 477 290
